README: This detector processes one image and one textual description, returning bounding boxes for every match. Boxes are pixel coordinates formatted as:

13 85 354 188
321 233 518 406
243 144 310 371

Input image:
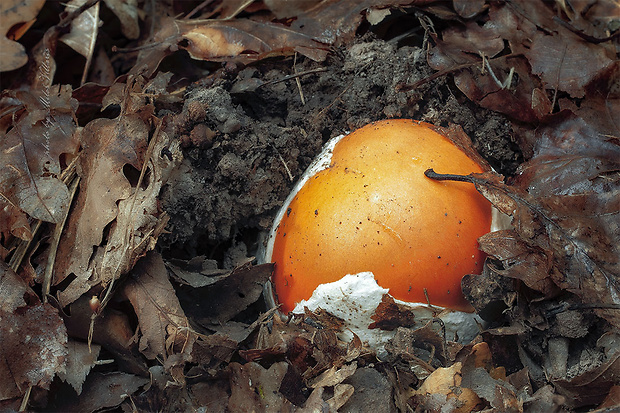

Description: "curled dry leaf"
132 17 330 77
123 252 196 362
431 112 620 328
0 0 46 72
0 86 79 241
479 229 558 296
55 77 182 306
60 0 101 58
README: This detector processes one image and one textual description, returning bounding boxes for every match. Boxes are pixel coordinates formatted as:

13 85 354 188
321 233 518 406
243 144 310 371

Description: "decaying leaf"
369 294 416 331
57 340 101 395
132 17 330 76
411 362 482 413
0 86 79 241
0 262 67 401
177 262 273 326
526 28 615 99
60 0 101 58
123 252 196 361
0 0 46 72
55 77 182 306
228 362 292 411
54 372 148 413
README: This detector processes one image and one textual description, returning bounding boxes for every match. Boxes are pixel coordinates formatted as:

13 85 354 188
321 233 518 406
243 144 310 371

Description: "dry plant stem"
259 67 327 88
397 53 521 92
222 0 253 20
552 15 620 44
293 53 306 105
43 177 80 303
19 386 31 412
79 1 100 86
7 221 41 272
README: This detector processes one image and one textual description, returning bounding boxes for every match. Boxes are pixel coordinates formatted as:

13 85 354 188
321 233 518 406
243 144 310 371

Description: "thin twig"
552 16 620 44
259 67 327 88
293 53 306 105
397 53 521 92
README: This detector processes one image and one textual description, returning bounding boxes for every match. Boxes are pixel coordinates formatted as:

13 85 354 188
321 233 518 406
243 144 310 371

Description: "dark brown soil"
161 37 520 268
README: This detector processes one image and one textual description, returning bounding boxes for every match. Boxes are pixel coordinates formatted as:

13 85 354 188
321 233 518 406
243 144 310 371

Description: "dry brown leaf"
289 0 429 45
54 372 148 413
123 252 196 361
452 0 485 19
132 17 330 77
228 362 292 411
60 0 101 58
512 113 620 326
54 110 149 301
55 78 181 306
411 362 482 413
308 361 357 388
0 0 46 72
526 29 615 98
369 293 416 331
0 86 79 242
57 340 101 395
103 0 139 39
479 229 558 296
0 262 67 401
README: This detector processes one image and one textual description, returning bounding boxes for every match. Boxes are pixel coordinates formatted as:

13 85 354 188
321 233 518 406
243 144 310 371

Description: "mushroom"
262 119 501 345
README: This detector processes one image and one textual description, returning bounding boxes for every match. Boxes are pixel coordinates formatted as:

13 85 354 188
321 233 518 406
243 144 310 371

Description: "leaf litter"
0 0 618 411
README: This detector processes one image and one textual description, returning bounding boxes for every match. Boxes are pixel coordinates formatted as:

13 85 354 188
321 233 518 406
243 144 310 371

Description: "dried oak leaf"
0 262 67 401
123 252 196 361
54 108 149 302
0 0 45 72
55 78 181 306
526 28 615 99
459 112 620 328
0 86 79 241
132 17 330 77
177 262 273 326
59 0 101 58
54 372 148 413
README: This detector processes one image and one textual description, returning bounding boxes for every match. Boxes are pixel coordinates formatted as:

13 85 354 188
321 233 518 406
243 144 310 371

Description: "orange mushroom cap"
269 119 492 313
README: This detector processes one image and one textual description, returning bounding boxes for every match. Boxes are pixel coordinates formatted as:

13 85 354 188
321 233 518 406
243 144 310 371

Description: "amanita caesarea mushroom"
262 119 504 348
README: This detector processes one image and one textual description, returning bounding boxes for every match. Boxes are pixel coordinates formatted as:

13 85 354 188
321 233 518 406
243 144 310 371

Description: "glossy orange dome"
270 119 492 313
